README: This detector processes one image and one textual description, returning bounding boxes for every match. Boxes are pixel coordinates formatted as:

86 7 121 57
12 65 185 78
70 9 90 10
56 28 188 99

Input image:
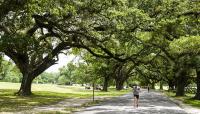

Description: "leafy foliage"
0 0 199 96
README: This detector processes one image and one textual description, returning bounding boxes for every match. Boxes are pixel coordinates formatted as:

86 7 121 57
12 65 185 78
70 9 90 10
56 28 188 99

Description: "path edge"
158 90 200 114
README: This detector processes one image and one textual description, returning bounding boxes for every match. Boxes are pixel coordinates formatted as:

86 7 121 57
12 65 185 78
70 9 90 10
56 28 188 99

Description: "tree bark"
151 83 155 89
126 80 129 88
115 68 127 90
160 81 163 90
16 73 34 96
114 64 125 90
116 79 124 90
102 76 109 92
194 68 200 100
176 69 187 96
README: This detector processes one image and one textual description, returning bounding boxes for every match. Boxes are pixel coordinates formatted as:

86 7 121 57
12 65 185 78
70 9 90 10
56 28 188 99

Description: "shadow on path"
74 90 187 114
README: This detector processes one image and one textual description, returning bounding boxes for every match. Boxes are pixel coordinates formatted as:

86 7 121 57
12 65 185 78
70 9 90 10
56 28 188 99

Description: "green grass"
184 99 200 108
37 111 67 114
0 82 130 112
0 82 130 96
0 89 80 112
164 91 200 108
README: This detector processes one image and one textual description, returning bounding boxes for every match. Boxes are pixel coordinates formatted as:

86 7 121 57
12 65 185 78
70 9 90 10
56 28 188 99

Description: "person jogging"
133 85 140 108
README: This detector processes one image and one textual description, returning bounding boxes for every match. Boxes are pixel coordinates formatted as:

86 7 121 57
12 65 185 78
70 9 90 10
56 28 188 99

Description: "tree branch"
0 0 29 21
31 42 70 77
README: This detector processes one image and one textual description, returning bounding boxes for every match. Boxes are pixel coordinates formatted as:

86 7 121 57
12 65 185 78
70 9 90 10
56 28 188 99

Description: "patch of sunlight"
19 105 30 108
87 105 183 112
0 82 92 94
27 101 39 105
32 84 80 93
5 96 17 99
185 107 200 114
16 98 27 101
37 86 89 94
0 82 129 96
44 97 55 100
155 85 169 90
143 106 183 110
0 82 20 89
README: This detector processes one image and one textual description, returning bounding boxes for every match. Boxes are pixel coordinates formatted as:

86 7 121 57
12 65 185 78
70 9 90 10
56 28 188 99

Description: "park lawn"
164 91 200 109
0 82 131 112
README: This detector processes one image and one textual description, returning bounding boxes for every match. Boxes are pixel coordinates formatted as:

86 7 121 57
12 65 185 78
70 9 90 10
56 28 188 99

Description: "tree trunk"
126 80 129 88
160 81 163 90
151 83 155 89
115 64 125 91
116 79 124 90
16 73 34 96
102 76 109 92
194 68 200 100
176 69 187 96
176 77 185 96
168 80 175 91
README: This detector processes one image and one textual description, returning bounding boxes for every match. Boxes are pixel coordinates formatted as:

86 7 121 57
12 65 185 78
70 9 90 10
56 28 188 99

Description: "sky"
4 54 76 73
46 54 75 73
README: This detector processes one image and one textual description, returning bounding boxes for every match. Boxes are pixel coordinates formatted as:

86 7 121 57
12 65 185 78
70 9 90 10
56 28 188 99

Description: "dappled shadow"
74 90 187 114
0 89 68 112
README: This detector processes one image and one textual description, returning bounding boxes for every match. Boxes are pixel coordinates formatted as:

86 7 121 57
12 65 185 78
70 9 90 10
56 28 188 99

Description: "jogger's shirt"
133 86 140 95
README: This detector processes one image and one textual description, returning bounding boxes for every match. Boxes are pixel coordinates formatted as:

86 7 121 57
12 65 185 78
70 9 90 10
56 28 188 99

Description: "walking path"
74 90 188 114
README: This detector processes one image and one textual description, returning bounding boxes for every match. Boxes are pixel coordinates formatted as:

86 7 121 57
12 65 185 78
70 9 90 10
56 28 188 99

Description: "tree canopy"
0 0 199 97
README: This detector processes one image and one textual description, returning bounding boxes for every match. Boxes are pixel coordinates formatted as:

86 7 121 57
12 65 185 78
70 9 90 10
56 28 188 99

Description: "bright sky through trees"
46 54 76 73
4 54 75 73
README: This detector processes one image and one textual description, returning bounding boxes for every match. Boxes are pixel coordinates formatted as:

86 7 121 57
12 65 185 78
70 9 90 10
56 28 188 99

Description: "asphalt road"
74 89 187 114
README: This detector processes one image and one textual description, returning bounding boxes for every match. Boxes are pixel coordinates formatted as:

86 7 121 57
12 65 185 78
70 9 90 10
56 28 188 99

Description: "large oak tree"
0 0 133 96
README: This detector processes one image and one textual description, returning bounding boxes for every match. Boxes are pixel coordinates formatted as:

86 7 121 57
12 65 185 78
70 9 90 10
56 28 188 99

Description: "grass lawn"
164 91 200 108
0 82 131 112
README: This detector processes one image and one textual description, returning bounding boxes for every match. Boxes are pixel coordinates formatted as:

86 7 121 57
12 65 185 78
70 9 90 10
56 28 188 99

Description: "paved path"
74 90 187 114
